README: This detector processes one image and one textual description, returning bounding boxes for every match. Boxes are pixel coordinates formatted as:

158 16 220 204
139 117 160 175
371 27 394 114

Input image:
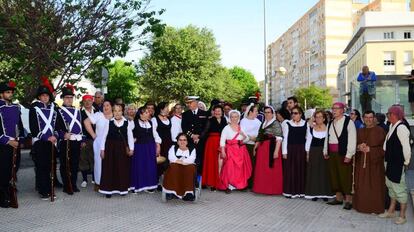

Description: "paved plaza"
1 153 413 232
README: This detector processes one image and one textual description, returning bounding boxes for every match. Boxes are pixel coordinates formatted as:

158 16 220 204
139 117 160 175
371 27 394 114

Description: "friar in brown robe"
353 111 386 214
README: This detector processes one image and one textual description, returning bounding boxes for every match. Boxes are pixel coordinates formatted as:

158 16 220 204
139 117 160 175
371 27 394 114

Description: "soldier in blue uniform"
29 83 59 200
0 81 24 208
56 84 83 194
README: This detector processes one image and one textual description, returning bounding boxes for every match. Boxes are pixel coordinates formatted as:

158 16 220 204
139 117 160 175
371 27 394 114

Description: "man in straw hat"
323 102 356 210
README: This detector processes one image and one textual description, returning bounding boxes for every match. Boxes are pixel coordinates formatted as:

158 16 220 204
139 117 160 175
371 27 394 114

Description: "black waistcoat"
327 116 350 156
156 116 171 141
287 121 307 145
107 120 128 142
385 123 405 183
310 128 325 147
133 120 155 144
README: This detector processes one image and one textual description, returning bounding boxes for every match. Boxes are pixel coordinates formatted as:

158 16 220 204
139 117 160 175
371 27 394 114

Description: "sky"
124 0 321 81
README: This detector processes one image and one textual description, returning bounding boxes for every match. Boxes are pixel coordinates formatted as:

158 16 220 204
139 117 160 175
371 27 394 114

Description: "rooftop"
344 11 414 53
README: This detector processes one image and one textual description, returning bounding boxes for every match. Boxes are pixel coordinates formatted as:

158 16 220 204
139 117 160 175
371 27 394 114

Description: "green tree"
138 25 242 103
229 66 258 96
294 85 333 109
0 0 164 106
228 66 259 104
103 60 139 104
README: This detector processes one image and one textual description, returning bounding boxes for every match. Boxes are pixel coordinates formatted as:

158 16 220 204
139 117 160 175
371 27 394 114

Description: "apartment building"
267 0 411 108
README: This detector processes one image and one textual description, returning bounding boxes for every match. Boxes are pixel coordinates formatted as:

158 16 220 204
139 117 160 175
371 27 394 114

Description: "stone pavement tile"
1 168 413 232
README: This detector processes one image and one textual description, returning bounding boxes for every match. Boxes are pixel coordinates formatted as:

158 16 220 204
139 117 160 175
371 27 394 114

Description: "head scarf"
228 110 241 123
333 102 346 109
82 94 93 101
387 105 404 120
263 105 276 128
198 101 207 111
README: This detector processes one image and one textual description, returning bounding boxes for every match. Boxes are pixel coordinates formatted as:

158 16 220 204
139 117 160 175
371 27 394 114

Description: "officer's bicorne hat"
185 96 199 103
36 76 54 99
248 96 258 104
0 80 16 93
61 84 75 99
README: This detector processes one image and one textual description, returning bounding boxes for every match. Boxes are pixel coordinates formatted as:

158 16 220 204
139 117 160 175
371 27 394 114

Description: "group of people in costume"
0 80 411 225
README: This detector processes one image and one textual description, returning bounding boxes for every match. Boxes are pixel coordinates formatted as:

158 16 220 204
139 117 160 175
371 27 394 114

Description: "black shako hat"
0 81 16 93
61 84 75 99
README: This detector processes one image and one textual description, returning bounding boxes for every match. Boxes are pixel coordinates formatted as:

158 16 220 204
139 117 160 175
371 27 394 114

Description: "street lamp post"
263 0 268 105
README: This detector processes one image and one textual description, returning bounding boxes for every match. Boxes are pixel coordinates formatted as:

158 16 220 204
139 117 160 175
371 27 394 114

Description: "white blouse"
168 146 196 164
240 117 261 145
305 128 326 152
282 119 308 155
89 112 110 147
220 125 249 147
100 117 135 151
170 115 182 142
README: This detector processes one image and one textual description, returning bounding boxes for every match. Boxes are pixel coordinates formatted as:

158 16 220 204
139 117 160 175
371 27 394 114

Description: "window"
404 32 412 39
404 51 413 74
384 51 396 74
383 32 394 39
383 51 395 66
404 51 413 65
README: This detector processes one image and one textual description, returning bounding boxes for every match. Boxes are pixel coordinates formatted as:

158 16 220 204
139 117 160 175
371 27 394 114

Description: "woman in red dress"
217 110 252 193
201 105 227 190
253 106 283 195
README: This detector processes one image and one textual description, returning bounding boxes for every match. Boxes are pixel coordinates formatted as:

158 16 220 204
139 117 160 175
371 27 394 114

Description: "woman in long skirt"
84 99 113 191
98 103 134 198
152 102 172 178
305 110 334 200
240 103 262 189
282 106 307 198
217 110 252 193
201 105 227 190
130 107 161 193
163 133 197 201
252 106 283 195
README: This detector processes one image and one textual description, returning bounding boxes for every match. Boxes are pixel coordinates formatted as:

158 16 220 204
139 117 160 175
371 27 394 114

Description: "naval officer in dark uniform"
181 96 208 174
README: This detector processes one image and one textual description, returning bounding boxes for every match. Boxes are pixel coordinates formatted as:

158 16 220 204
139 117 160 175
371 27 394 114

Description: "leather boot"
0 190 10 208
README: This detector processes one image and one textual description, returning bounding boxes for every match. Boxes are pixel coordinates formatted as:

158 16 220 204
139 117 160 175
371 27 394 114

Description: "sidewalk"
1 166 413 232
406 170 414 213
